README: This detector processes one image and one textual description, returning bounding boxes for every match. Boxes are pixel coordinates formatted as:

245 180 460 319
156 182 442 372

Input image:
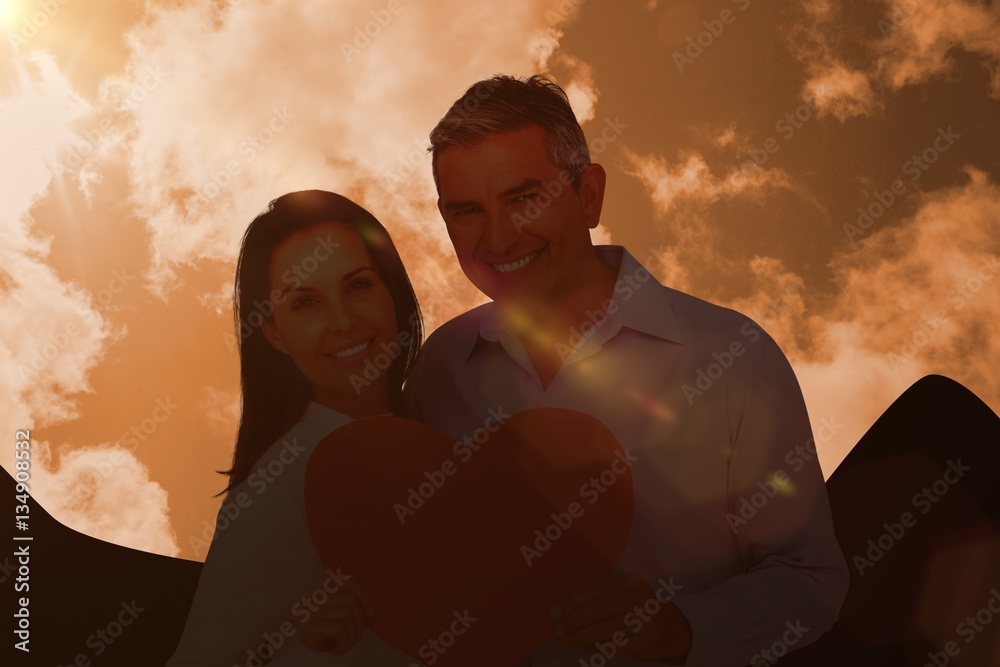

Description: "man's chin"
486 285 542 311
477 278 515 300
469 270 546 309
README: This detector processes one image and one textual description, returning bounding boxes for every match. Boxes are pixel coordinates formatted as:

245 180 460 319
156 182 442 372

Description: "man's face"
435 124 603 306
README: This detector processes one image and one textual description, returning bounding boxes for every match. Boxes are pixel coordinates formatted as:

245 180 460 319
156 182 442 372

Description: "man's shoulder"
659 284 770 344
616 244 767 342
404 303 492 403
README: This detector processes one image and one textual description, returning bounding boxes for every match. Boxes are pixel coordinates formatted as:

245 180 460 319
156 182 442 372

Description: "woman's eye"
348 278 373 292
292 296 317 310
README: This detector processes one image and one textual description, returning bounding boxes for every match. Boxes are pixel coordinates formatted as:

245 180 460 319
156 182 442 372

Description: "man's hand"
551 574 692 662
298 579 374 656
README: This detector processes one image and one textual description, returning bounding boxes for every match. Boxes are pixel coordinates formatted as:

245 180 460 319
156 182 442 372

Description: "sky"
0 0 997 561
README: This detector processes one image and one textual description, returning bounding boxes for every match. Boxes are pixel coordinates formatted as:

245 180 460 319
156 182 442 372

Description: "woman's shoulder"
240 402 354 497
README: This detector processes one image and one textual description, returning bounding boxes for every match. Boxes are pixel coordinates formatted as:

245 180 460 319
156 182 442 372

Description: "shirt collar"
601 245 685 345
466 244 685 360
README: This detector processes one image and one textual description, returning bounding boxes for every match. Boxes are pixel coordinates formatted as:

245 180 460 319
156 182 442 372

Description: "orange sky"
1 0 998 560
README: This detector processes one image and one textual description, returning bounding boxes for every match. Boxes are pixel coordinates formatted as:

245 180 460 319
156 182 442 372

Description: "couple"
168 75 847 666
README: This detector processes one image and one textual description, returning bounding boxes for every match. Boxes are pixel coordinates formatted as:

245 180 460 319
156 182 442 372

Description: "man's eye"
292 296 317 310
453 207 482 218
513 193 539 203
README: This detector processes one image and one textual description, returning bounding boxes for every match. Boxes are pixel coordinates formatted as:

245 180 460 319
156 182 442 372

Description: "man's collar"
466 245 685 360
600 245 685 345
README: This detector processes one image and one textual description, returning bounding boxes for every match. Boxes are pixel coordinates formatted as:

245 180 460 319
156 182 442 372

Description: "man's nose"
485 208 520 255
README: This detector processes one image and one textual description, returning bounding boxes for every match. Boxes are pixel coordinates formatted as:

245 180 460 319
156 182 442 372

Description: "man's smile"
488 247 545 274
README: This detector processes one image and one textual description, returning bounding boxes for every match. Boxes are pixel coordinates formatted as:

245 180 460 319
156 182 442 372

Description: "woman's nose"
324 298 357 332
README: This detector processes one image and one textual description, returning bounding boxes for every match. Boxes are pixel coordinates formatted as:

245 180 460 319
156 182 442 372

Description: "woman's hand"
298 579 375 656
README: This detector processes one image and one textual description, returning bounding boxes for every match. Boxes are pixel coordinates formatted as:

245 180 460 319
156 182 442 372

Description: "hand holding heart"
305 408 636 666
298 578 374 656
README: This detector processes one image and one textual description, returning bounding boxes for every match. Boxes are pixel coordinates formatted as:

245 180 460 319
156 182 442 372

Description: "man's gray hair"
428 74 591 193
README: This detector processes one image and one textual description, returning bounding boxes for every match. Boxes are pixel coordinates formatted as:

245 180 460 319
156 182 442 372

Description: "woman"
168 190 422 666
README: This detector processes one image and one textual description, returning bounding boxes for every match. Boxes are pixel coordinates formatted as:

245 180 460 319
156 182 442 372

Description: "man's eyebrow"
441 180 545 211
442 199 480 212
501 179 544 198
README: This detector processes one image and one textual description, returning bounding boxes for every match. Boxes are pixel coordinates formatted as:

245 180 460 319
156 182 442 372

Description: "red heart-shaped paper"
305 408 634 666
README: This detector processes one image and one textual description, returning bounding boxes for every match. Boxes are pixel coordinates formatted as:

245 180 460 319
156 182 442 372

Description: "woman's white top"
167 401 417 666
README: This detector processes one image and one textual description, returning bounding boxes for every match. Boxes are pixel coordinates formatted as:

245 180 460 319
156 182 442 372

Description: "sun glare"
1 45 93 220
0 0 18 24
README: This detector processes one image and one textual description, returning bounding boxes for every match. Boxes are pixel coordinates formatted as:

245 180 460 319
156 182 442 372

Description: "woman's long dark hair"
219 190 423 495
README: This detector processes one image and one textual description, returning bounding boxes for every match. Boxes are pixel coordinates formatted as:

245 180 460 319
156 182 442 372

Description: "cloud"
819 166 1000 395
202 385 241 436
793 168 1000 468
0 49 115 425
624 150 796 220
630 158 1000 476
29 442 181 556
725 256 809 358
0 0 598 557
112 0 595 332
785 1 879 121
713 124 740 149
559 57 598 124
197 280 233 315
804 62 877 121
0 46 180 555
622 148 808 286
876 0 1000 98
790 0 1000 108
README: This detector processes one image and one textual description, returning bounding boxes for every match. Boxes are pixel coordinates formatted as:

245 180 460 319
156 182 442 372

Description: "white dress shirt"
403 245 849 667
167 401 417 667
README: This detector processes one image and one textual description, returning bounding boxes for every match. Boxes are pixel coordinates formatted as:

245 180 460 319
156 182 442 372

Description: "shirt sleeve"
670 328 849 667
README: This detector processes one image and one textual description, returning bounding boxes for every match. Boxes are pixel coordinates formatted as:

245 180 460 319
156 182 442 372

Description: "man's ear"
578 163 607 230
261 318 290 355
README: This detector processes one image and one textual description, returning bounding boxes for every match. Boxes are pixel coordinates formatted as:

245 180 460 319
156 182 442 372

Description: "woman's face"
262 222 399 414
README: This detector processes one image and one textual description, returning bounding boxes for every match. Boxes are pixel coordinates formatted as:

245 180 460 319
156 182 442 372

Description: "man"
404 75 848 666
